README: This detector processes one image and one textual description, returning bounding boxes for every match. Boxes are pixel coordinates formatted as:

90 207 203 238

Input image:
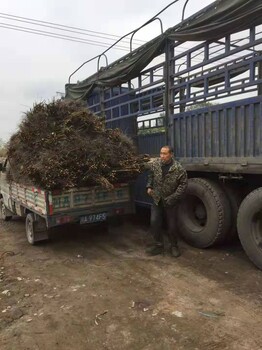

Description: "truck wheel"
0 199 12 221
177 178 231 248
237 188 262 270
222 184 243 242
26 213 49 245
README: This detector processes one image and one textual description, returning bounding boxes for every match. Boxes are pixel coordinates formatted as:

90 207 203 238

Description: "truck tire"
0 199 12 221
237 188 262 270
222 184 243 242
177 178 231 248
26 213 49 245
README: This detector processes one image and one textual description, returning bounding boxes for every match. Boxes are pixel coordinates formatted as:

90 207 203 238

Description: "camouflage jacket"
146 158 187 206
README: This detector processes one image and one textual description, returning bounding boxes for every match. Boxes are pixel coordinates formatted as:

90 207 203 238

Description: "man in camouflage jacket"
146 146 187 257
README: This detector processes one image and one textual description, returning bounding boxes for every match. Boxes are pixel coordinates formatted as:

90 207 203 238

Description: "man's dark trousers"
150 201 178 247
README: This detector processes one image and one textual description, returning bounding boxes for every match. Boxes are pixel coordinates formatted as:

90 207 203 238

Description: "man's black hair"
161 145 173 153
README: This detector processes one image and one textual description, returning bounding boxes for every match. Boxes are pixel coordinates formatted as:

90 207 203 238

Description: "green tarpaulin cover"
65 0 262 100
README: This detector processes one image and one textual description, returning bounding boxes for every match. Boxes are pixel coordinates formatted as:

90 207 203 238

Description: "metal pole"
258 53 262 96
164 38 174 146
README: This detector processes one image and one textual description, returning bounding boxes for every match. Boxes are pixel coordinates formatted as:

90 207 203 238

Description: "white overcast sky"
0 0 214 141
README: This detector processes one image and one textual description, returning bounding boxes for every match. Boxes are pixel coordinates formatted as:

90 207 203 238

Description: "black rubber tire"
26 213 36 245
222 184 243 242
177 178 232 248
237 188 262 270
25 213 49 245
0 199 12 221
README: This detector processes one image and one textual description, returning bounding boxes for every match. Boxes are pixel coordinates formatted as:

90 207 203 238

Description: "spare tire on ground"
237 187 262 270
177 178 231 248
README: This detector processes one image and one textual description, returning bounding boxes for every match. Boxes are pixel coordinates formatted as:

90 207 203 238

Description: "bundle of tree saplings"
7 99 143 190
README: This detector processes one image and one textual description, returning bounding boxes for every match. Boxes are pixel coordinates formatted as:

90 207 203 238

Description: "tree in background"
137 112 165 135
186 101 216 111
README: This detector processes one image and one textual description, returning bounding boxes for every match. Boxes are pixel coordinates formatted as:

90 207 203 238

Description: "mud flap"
34 219 49 242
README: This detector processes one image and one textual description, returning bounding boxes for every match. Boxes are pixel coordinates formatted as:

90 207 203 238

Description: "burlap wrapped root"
7 100 143 190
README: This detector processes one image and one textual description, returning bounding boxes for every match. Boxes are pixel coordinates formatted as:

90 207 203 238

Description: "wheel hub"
195 203 207 221
27 221 33 241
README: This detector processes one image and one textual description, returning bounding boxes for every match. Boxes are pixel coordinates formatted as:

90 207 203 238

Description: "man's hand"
147 188 153 197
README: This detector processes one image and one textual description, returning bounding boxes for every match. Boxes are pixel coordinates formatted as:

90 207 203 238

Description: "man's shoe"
146 244 164 256
170 246 181 258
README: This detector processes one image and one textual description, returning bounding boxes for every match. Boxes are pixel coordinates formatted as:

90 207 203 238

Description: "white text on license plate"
80 212 107 224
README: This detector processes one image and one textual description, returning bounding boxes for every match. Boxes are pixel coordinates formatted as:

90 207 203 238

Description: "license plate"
80 212 107 224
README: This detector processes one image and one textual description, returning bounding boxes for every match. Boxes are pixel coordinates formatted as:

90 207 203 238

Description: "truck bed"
8 182 131 216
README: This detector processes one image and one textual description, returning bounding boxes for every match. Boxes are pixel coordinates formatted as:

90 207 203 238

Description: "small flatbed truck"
0 159 134 244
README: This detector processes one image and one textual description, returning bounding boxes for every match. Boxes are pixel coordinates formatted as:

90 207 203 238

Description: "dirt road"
0 215 262 350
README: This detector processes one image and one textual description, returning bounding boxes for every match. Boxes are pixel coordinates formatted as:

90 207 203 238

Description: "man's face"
160 147 172 164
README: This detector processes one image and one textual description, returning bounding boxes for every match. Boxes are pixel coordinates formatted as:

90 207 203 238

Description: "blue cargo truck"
65 0 262 269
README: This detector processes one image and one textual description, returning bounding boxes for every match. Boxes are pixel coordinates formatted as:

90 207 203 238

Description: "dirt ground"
0 213 262 350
